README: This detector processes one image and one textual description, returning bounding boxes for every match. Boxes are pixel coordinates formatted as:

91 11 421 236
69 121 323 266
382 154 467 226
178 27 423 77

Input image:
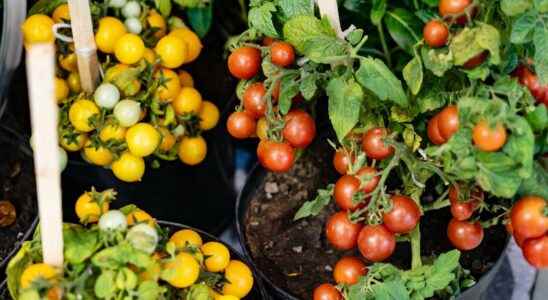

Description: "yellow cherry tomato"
95 17 127 54
155 35 187 69
127 209 155 226
59 132 87 152
217 296 239 300
172 87 202 115
111 151 145 182
126 123 161 157
59 52 78 72
154 68 181 102
202 242 231 272
75 191 109 223
140 258 161 282
169 229 203 249
147 10 167 38
162 252 200 288
198 101 220 130
178 70 194 88
54 77 69 103
69 99 100 132
99 123 127 142
114 33 145 65
21 14 54 44
52 4 70 23
178 136 207 165
67 72 81 93
83 141 114 166
143 48 156 64
169 28 203 63
104 64 141 97
222 260 254 298
20 263 58 289
158 127 176 151
256 117 268 140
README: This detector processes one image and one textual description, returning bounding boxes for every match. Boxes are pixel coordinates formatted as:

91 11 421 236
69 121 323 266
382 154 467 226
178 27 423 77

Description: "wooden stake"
68 0 100 93
26 44 64 267
316 0 343 38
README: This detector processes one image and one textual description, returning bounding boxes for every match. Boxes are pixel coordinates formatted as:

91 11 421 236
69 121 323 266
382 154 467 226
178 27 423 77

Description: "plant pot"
235 159 509 300
0 220 269 300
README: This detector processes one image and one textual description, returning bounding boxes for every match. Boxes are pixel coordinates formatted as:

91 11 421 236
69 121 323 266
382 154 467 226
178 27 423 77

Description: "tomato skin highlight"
361 128 394 160
270 41 295 67
334 175 362 211
383 195 421 234
472 120 507 152
333 256 367 285
522 235 548 268
357 225 396 262
427 115 447 145
243 82 267 118
282 110 316 148
227 111 256 139
423 20 449 48
313 283 342 300
447 219 484 250
437 105 459 140
228 47 261 79
257 140 295 172
326 211 363 250
510 196 548 240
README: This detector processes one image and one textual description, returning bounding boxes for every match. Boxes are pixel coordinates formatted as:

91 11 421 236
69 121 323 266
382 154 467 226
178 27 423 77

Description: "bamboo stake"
316 0 343 38
68 0 100 93
26 44 64 267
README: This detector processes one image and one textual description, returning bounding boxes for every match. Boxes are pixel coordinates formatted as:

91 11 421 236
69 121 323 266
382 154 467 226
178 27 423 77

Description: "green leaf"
249 2 279 38
510 11 537 44
64 224 100 264
421 47 454 77
95 270 116 298
299 73 318 100
432 250 461 274
462 65 491 80
535 0 548 12
347 29 365 45
501 0 533 16
526 105 548 132
534 23 548 84
356 57 408 107
371 279 411 300
503 116 535 179
29 0 66 15
403 56 423 95
279 73 300 115
403 126 422 152
449 23 501 66
302 36 349 64
476 152 523 198
294 185 334 220
138 281 164 300
518 162 548 199
421 0 439 7
384 8 422 55
278 0 313 18
6 242 33 298
283 15 337 53
371 0 387 26
326 76 364 142
186 4 213 38
154 0 172 17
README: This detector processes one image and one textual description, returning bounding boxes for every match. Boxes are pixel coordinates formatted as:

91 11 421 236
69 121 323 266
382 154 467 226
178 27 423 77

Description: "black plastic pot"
235 164 509 300
0 220 269 300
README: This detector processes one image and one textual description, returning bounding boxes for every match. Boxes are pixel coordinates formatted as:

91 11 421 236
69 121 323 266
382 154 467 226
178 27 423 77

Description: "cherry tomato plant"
229 0 547 299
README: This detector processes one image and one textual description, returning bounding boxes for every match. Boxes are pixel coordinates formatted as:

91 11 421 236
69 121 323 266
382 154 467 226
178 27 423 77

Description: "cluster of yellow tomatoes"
21 2 220 182
15 188 254 300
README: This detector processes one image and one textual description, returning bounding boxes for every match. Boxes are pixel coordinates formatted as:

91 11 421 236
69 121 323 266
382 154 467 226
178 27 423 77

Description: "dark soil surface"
243 142 508 300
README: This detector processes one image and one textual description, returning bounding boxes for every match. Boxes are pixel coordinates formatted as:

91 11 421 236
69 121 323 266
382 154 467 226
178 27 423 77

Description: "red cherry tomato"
243 82 267 118
326 211 363 250
334 175 363 211
257 140 295 172
510 196 548 240
516 66 548 106
437 105 459 140
356 166 380 194
448 185 482 221
472 120 507 152
333 256 367 285
361 128 394 160
423 20 449 48
228 47 261 79
522 235 548 268
227 111 256 139
439 0 474 24
427 115 447 145
313 284 342 300
383 195 421 234
262 36 275 46
333 150 353 175
282 109 316 148
357 225 396 262
447 219 484 250
270 41 295 68
463 51 487 69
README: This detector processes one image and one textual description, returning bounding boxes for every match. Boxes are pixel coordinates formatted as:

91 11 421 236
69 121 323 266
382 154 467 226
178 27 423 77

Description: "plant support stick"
26 43 64 267
316 0 343 38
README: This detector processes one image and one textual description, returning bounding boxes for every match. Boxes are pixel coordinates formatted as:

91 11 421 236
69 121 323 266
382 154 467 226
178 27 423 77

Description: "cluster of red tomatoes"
427 105 508 152
423 0 487 69
225 40 317 172
507 196 548 268
515 65 548 107
446 185 485 251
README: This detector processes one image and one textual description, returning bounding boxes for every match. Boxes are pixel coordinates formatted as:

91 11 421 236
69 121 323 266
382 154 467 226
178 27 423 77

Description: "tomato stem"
410 225 422 269
376 24 392 69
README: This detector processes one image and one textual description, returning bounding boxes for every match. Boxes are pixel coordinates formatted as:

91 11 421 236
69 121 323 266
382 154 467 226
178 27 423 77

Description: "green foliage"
384 8 422 55
249 2 279 38
356 58 408 107
403 56 424 95
327 76 365 142
28 0 66 15
293 185 334 220
283 15 337 53
185 4 213 38
449 23 501 66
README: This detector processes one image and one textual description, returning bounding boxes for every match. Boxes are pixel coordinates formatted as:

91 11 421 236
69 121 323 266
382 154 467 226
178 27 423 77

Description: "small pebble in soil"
265 182 279 194
324 265 333 272
292 246 303 253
